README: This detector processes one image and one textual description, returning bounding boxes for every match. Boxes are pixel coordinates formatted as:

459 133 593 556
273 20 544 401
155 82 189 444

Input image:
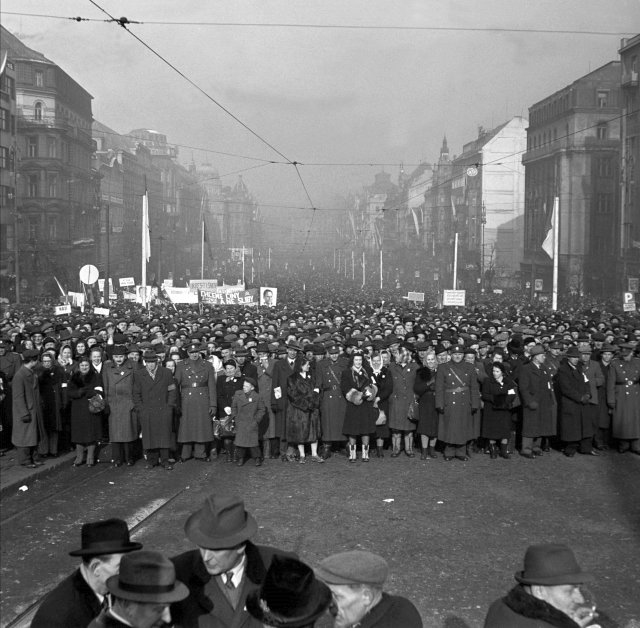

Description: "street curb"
0 452 76 499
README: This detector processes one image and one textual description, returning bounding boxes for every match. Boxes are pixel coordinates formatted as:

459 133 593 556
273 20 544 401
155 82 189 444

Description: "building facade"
2 26 95 300
521 61 622 297
619 35 640 292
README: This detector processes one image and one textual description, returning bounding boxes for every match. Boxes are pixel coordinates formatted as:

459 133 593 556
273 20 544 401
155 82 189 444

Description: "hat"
450 345 464 354
186 343 202 354
565 346 581 358
106 550 188 604
256 343 271 354
434 343 448 355
142 350 158 362
529 345 545 356
600 343 617 353
246 555 331 628
69 518 142 557
112 345 127 356
243 376 257 389
22 348 40 361
315 550 388 586
184 494 258 549
515 544 593 586
618 342 635 351
327 345 340 354
286 341 302 351
548 340 564 349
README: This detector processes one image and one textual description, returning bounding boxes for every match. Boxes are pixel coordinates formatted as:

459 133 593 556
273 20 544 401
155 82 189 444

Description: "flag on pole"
451 198 457 219
410 208 420 237
142 191 151 263
53 275 66 298
542 198 557 259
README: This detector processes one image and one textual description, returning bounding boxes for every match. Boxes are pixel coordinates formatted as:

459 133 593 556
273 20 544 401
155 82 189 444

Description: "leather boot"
420 447 427 460
225 447 233 463
489 443 498 459
86 444 96 467
251 447 263 466
376 446 384 458
427 445 438 459
404 433 415 458
262 439 271 459
362 444 369 462
72 444 85 467
236 447 246 466
348 443 357 463
500 443 511 459
322 443 332 460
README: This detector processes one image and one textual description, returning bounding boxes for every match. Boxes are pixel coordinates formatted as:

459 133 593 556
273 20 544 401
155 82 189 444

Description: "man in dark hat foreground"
484 543 606 628
246 555 332 628
171 494 296 627
315 550 422 627
88 550 188 628
31 518 142 628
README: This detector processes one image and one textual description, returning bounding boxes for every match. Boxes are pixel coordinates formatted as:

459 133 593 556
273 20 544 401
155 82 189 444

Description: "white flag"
142 191 151 263
542 198 557 259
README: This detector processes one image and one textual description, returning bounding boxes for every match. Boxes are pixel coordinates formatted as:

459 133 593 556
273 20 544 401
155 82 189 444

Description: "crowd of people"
29 494 629 628
2 278 640 469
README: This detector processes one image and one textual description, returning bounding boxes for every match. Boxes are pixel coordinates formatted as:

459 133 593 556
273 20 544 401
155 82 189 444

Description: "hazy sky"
3 0 638 242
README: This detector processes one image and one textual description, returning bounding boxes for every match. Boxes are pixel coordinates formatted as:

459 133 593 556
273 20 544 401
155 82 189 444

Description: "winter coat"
286 372 320 443
102 360 137 443
481 375 517 440
371 365 393 438
38 364 64 432
11 365 44 448
270 357 297 438
315 357 347 441
357 592 423 628
435 360 480 445
256 358 275 438
341 366 378 436
556 360 593 442
67 370 104 444
133 366 177 449
413 366 438 437
231 388 266 448
518 362 556 438
606 357 640 439
388 362 419 431
175 358 216 443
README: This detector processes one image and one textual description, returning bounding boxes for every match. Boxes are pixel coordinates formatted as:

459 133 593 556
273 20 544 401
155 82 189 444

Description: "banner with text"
200 288 259 306
188 280 245 295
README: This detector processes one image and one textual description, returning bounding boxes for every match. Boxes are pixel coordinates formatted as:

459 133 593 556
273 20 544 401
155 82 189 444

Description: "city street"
2 450 639 628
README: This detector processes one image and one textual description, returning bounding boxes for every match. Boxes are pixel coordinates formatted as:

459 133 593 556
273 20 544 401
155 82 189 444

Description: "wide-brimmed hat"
69 518 142 557
246 555 331 628
184 494 258 549
514 544 593 586
286 341 302 351
565 346 581 358
107 550 188 604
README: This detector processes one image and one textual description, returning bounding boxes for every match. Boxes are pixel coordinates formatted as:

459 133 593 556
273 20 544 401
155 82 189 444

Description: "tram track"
3 486 188 628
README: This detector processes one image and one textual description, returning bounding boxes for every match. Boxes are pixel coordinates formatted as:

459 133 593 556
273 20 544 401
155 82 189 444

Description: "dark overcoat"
388 362 419 431
480 375 517 440
270 357 296 438
315 357 347 441
518 362 556 437
358 592 423 628
31 568 101 628
174 358 216 443
231 388 265 448
435 360 480 445
38 364 64 432
556 360 593 442
286 372 320 443
102 360 137 442
606 357 640 439
11 364 44 448
256 358 275 438
67 370 104 444
133 366 177 449
88 610 130 628
371 365 393 439
171 543 297 628
413 366 438 437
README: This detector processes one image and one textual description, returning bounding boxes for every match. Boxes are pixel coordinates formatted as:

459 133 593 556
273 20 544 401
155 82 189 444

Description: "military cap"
22 348 40 361
450 345 464 354
529 345 545 356
315 551 388 586
186 343 202 354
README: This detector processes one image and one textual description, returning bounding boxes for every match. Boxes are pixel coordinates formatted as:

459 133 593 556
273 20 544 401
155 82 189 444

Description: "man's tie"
100 594 110 612
224 571 236 590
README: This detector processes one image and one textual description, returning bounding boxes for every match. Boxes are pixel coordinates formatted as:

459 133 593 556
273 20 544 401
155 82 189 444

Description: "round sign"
79 264 99 285
466 166 478 177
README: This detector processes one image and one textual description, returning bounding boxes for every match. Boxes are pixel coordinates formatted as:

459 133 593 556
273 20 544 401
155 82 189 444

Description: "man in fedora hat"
315 550 422 627
88 550 188 628
484 543 601 627
171 494 296 627
246 555 331 628
31 518 142 628
271 341 301 459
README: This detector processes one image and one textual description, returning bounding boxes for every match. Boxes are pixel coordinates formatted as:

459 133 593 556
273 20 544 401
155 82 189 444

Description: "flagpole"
362 250 365 287
552 196 559 311
142 181 148 308
453 232 459 289
201 218 204 280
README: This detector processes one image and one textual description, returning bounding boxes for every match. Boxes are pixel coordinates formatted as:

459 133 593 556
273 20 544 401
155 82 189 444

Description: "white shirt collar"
224 554 246 588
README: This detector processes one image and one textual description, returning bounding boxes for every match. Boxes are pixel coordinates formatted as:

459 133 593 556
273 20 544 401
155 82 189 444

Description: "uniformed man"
315 344 347 459
174 343 216 462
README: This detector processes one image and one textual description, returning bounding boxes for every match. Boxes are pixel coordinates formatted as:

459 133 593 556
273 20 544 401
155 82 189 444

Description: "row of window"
528 122 610 151
25 215 59 241
0 107 16 133
530 89 612 126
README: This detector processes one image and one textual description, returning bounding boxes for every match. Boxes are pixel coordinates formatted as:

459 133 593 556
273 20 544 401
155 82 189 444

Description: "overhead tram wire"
3 12 635 37
85 0 321 252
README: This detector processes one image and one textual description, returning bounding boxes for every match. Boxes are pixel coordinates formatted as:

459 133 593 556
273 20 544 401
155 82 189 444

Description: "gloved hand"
580 394 590 404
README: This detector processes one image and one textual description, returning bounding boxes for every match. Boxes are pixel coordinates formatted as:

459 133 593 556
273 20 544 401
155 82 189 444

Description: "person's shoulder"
369 593 422 628
252 543 298 564
171 549 203 575
32 570 93 627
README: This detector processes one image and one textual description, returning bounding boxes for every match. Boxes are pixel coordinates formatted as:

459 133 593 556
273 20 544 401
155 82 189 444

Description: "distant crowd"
2 275 639 469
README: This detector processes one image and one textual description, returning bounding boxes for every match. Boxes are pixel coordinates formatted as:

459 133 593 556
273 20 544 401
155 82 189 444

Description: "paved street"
1 449 639 628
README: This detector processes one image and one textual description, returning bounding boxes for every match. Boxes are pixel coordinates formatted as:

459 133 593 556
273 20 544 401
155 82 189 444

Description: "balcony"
622 70 639 89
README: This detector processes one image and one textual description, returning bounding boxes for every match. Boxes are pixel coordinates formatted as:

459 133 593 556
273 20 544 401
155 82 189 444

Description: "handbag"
407 399 419 422
509 384 521 409
88 394 106 414
375 409 387 426
213 416 236 438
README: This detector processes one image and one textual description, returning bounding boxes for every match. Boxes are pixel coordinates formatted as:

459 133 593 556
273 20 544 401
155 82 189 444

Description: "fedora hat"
246 555 331 628
515 544 593 586
107 550 188 604
69 518 142 557
185 494 258 549
565 346 581 358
